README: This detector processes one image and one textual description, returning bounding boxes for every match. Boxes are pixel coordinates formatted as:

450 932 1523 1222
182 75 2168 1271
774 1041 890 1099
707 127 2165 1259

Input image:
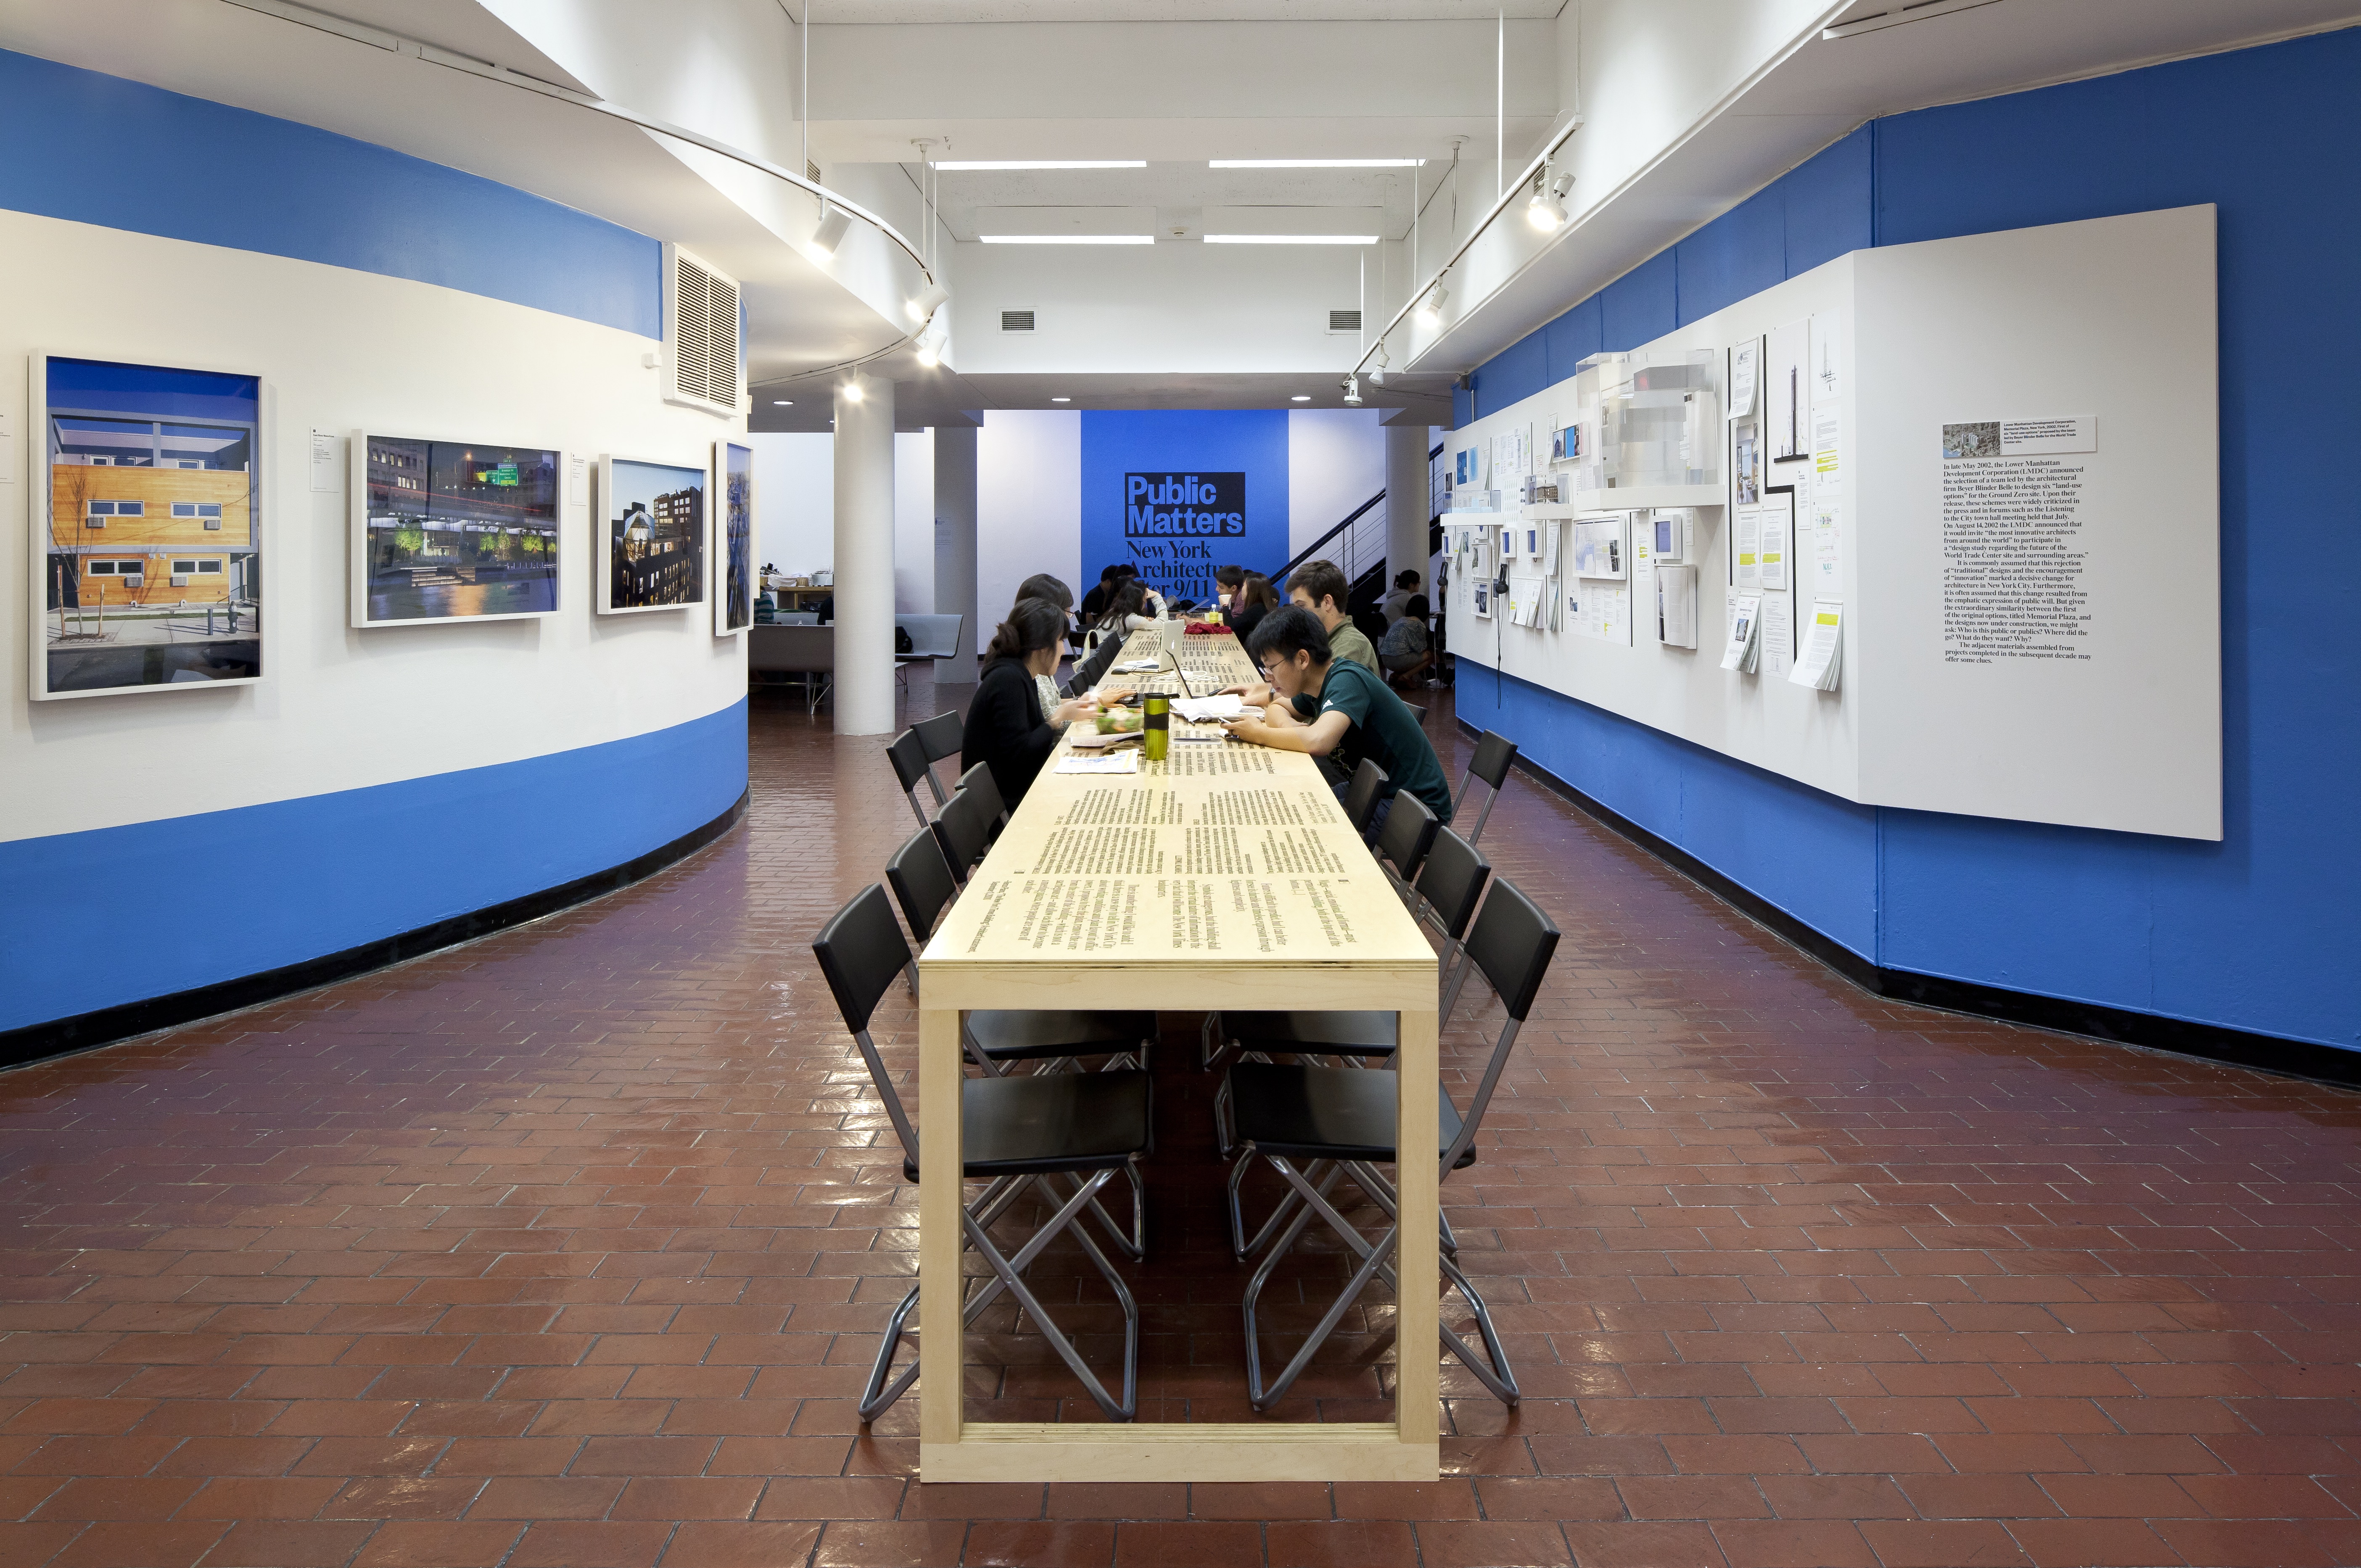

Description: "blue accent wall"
0 48 661 337
1080 412 1291 603
0 703 747 1033
1458 29 2361 1052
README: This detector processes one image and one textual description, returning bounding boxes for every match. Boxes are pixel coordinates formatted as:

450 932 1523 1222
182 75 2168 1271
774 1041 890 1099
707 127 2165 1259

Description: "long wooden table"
916 627 1441 1483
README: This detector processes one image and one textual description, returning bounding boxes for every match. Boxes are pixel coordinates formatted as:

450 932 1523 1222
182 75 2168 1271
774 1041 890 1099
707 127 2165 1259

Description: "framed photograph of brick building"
597 455 705 615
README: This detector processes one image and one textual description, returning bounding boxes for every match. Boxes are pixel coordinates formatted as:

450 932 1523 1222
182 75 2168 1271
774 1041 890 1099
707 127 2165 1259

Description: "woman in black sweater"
962 599 1101 807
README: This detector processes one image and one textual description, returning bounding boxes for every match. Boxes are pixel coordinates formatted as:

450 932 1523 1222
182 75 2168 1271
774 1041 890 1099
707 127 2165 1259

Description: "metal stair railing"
1259 442 1446 591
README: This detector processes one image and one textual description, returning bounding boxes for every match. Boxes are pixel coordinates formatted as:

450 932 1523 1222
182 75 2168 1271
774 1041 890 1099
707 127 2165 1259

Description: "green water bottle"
1143 694 1169 762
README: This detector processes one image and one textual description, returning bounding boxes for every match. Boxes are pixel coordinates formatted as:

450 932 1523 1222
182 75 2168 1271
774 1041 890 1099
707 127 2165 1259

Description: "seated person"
1284 559 1380 675
1378 594 1433 687
1213 563 1246 612
1228 573 1280 643
1014 572 1077 716
962 601 1101 808
1223 607 1455 834
1380 569 1421 625
1081 580 1159 654
1077 562 1126 624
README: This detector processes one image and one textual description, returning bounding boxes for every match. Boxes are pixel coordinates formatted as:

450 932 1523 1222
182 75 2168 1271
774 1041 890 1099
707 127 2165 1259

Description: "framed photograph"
596 455 706 614
349 433 561 627
713 440 754 636
31 352 264 700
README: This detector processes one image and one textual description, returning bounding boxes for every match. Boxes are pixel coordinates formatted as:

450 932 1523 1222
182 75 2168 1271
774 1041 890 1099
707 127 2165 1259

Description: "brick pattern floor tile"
0 670 2357 1565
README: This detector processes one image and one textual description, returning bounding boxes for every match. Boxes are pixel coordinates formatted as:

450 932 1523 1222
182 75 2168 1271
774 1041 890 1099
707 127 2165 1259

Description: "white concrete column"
932 422 978 684
832 372 897 735
1385 421 1432 600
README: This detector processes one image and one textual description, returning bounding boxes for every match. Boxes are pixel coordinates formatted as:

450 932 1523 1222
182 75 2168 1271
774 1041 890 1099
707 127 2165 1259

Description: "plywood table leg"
917 1002 964 1453
1393 1002 1439 1452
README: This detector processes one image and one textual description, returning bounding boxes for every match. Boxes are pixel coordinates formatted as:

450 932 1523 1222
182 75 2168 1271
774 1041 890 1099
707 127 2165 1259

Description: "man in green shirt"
1285 559 1379 676
1227 607 1455 833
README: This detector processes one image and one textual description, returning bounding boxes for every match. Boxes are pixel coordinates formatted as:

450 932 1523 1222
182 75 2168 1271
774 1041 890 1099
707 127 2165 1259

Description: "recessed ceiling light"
772 399 794 406
980 235 1155 245
1291 395 1311 402
1209 159 1425 169
1051 396 1071 403
1204 235 1379 245
934 160 1148 170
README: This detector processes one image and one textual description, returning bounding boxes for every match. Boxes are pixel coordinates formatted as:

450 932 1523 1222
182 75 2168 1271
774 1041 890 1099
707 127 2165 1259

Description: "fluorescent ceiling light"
980 235 1155 245
1051 396 1071 403
772 399 793 406
1209 159 1424 168
1204 235 1378 245
1291 395 1310 402
935 160 1147 170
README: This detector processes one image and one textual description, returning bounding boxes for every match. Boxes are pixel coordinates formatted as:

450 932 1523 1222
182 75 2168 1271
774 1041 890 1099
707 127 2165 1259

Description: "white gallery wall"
1286 410 1389 560
977 411 1081 634
1 209 747 842
747 430 938 615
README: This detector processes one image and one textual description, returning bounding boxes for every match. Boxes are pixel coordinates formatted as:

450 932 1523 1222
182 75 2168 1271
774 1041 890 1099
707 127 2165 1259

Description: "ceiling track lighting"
811 202 853 257
1415 282 1448 326
1525 169 1573 232
842 380 865 404
913 319 948 368
906 281 950 325
1341 375 1363 407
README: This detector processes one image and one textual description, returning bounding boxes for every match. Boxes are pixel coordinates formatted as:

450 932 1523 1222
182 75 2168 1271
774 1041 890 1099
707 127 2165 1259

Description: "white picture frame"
347 430 565 629
29 350 267 701
596 453 708 615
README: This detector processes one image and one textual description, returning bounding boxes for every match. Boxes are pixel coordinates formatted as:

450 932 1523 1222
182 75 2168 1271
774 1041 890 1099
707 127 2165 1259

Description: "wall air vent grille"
1001 310 1036 333
1329 310 1362 334
808 161 822 185
663 243 740 418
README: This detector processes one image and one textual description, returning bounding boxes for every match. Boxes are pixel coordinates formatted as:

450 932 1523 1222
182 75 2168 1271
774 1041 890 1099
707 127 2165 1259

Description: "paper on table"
1722 593 1762 673
1171 694 1244 723
1788 600 1844 690
1112 658 1162 673
1055 751 1140 774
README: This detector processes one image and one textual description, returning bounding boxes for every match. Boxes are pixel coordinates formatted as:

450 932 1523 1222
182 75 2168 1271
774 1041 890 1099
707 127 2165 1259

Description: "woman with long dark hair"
962 599 1101 806
1228 573 1281 643
1081 579 1158 656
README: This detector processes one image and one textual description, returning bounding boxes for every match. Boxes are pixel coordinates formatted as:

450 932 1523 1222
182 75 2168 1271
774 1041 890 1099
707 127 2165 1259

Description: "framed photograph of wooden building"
31 353 264 700
596 455 705 615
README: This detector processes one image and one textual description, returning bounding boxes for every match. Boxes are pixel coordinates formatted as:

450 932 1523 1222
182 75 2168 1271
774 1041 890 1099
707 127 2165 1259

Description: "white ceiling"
798 2 1566 20
747 368 1454 432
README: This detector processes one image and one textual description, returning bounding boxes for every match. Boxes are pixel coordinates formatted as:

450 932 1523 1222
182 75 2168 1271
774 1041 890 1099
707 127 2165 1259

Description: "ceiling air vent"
662 243 741 418
1328 309 1362 334
1001 310 1036 333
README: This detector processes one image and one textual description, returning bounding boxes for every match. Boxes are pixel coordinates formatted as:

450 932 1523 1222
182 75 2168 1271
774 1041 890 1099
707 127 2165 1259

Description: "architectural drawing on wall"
716 441 754 636
597 456 706 613
1766 319 1808 463
350 434 560 627
34 354 262 700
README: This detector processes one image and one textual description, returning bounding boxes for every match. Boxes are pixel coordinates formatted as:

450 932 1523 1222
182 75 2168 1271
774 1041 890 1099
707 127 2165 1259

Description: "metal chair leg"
962 1169 1139 1420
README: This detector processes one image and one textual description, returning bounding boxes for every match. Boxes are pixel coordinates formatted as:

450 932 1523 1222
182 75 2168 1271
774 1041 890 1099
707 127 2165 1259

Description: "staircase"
1258 442 1446 611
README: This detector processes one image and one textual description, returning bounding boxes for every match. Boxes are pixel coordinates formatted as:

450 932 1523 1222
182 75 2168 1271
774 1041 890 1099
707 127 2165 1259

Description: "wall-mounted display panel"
597 455 706 614
714 441 753 636
31 353 263 700
348 433 561 627
1439 205 2221 841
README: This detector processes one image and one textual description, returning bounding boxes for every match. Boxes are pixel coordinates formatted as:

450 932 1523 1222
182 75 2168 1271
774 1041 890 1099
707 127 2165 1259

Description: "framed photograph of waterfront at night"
31 352 265 701
597 455 706 615
349 433 562 628
714 440 753 636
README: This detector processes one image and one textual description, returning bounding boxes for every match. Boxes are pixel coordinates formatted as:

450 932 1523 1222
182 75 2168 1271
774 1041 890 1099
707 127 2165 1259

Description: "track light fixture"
842 380 865 404
1342 375 1362 406
913 320 947 368
1415 283 1448 326
1526 171 1573 232
906 282 950 325
1369 343 1389 387
811 202 853 257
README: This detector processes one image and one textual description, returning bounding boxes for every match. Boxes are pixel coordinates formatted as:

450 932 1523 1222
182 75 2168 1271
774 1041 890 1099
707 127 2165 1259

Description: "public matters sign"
1081 414 1287 606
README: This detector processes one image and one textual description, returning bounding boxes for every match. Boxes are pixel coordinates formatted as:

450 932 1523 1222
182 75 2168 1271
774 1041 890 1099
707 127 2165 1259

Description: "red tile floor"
4 670 2360 1567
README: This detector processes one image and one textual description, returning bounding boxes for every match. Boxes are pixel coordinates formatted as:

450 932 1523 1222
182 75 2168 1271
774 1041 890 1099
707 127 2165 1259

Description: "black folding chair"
888 826 1155 1076
1453 731 1518 846
887 729 945 828
931 785 998 884
914 710 962 771
1221 876 1558 1411
813 885 1151 1425
1375 789 1440 894
955 760 1009 831
1339 757 1389 842
1211 827 1492 1155
885 826 1152 1255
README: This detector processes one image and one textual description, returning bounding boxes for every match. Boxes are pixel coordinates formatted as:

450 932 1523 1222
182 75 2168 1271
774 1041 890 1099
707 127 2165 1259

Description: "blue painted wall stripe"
1457 30 2361 1051
0 702 748 1033
0 48 661 337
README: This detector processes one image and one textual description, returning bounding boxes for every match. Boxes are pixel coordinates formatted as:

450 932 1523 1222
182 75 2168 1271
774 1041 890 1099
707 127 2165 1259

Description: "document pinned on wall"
1809 309 1844 406
309 429 341 493
1722 593 1762 673
1728 338 1759 421
1788 601 1844 691
569 454 589 509
1760 591 1793 680
1758 504 1790 593
1767 318 1809 463
0 407 13 483
1735 505 1762 590
1810 497 1843 589
1939 416 2097 458
1541 517 1562 578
